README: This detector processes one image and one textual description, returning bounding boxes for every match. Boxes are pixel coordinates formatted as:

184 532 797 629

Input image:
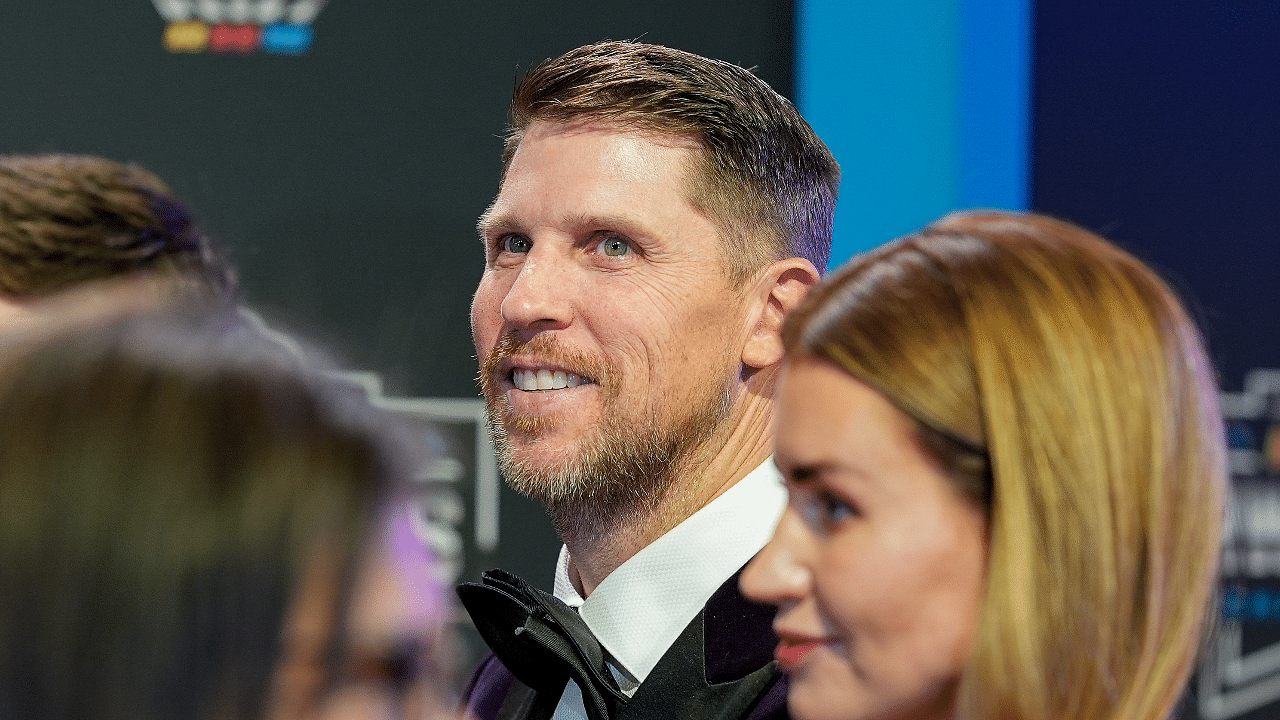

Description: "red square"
209 24 260 53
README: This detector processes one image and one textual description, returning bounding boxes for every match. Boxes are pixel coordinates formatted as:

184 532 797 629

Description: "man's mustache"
480 333 612 389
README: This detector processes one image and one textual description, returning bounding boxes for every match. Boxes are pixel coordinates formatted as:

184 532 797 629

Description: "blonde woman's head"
751 210 1225 720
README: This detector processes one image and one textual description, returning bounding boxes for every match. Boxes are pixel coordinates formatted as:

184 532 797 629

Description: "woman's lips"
775 636 828 670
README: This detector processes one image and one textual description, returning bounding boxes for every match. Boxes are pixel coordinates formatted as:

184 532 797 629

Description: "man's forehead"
521 117 704 153
491 120 709 221
510 119 706 193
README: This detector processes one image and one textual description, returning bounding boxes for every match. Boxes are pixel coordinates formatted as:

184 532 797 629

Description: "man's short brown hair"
502 41 840 281
0 154 237 301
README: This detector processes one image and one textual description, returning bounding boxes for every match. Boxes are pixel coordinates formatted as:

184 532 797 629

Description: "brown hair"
502 40 840 280
0 154 237 301
0 306 405 720
783 211 1225 720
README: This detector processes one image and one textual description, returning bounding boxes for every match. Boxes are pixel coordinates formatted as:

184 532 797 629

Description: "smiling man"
459 41 839 720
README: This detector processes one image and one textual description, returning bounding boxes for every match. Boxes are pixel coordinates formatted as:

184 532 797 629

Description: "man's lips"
774 634 832 670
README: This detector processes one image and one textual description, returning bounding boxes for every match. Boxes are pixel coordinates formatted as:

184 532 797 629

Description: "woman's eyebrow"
782 463 822 486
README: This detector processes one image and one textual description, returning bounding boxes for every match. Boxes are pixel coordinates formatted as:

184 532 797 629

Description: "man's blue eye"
502 236 532 254
599 236 630 257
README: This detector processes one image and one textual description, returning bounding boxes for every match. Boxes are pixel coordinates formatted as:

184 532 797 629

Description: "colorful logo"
151 0 328 55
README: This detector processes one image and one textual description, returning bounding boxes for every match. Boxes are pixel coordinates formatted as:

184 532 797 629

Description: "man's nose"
499 251 573 331
739 507 813 606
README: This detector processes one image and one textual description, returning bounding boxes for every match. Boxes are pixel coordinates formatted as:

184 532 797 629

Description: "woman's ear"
742 258 820 369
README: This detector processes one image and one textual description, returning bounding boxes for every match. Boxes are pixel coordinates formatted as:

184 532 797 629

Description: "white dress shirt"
548 460 786 720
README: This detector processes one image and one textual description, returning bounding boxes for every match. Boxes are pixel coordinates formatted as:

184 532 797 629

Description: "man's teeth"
512 368 587 391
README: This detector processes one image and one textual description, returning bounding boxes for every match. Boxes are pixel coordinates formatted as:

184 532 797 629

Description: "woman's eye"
595 234 631 257
791 484 859 531
818 491 858 526
501 235 532 254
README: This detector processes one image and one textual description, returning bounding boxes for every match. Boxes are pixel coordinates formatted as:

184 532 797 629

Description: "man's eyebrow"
474 212 651 242
561 213 648 237
476 210 516 239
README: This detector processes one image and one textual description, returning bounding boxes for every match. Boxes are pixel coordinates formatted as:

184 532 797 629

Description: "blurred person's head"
0 304 449 720
742 211 1226 720
328 505 461 720
0 154 237 316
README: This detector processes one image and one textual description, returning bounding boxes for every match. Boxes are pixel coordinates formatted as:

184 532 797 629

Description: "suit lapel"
615 566 783 720
703 565 780 683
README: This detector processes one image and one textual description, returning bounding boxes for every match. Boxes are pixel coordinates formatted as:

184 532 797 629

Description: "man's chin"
485 417 594 502
486 394 589 438
484 378 731 530
496 452 593 506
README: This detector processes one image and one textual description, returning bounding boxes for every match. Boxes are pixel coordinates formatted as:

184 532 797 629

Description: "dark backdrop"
1034 0 1280 391
0 0 794 665
1034 3 1280 718
2 0 792 400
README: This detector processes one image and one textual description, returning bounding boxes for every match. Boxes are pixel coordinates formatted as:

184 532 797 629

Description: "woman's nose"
740 507 814 607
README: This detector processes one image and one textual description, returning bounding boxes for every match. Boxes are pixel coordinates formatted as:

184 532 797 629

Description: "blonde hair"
783 211 1225 720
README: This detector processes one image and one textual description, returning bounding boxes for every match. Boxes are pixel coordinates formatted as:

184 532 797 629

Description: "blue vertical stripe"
958 0 1031 210
797 0 1031 266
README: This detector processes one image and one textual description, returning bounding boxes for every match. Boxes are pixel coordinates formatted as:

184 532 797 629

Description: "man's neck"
559 394 775 597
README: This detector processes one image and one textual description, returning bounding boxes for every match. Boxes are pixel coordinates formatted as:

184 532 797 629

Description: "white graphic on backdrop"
150 0 326 23
234 307 499 584
1202 369 1280 719
342 370 499 583
1201 619 1280 720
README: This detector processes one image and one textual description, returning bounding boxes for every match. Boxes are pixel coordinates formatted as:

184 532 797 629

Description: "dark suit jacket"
461 566 789 720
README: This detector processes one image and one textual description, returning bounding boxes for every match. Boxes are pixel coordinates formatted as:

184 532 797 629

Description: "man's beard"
479 334 734 542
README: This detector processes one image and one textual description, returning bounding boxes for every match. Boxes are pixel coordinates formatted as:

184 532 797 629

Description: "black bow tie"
458 569 629 720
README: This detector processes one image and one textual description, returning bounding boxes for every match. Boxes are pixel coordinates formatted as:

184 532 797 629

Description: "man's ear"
742 257 820 369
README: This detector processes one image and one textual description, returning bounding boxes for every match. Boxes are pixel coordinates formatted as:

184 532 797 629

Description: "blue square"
262 23 313 55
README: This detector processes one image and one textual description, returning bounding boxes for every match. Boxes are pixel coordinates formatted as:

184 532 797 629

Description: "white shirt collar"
550 459 786 684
